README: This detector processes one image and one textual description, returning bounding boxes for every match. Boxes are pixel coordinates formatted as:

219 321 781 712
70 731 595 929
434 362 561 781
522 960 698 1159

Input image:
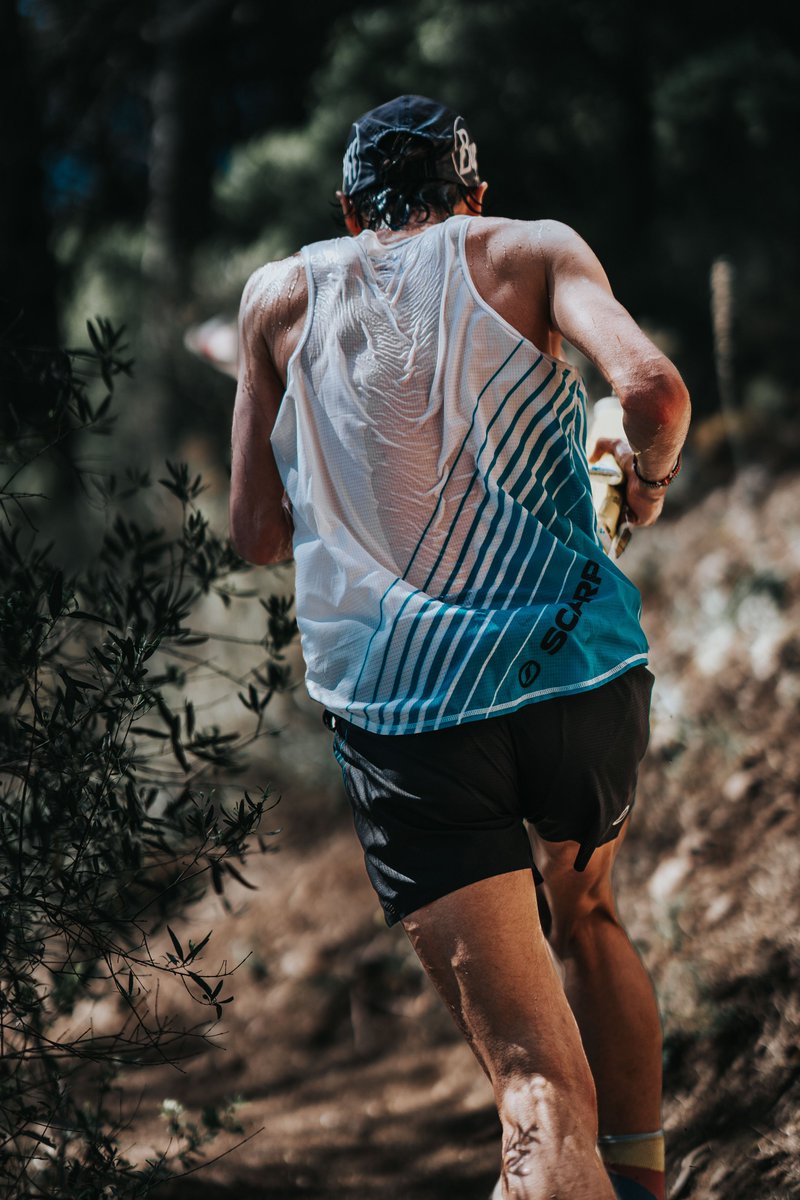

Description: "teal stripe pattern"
349 347 646 733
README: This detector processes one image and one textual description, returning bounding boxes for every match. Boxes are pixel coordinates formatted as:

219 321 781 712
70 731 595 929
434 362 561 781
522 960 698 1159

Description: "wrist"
632 452 682 489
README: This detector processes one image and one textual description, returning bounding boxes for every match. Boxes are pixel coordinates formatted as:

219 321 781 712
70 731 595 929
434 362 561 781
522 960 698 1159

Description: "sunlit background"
3 1 800 1197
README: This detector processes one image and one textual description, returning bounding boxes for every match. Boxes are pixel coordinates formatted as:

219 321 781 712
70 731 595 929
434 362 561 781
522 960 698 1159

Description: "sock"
598 1131 665 1200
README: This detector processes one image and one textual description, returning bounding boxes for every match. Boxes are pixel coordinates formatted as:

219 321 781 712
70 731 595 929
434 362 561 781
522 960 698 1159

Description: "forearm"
542 220 691 525
229 477 294 565
230 514 293 566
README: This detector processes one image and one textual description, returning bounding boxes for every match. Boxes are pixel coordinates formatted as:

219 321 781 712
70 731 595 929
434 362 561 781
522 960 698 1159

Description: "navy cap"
342 94 480 195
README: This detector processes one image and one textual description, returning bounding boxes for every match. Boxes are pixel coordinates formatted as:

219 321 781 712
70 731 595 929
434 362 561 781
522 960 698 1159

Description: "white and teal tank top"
270 215 648 734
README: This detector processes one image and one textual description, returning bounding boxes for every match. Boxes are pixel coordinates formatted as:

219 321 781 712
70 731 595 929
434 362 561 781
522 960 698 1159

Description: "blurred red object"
184 316 238 379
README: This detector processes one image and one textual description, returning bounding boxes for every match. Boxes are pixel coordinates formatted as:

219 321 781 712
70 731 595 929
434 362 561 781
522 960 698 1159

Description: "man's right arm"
229 265 294 565
539 220 691 526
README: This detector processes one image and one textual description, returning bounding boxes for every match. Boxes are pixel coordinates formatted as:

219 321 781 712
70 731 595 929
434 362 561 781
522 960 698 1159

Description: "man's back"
233 210 688 577
277 215 564 573
268 214 649 733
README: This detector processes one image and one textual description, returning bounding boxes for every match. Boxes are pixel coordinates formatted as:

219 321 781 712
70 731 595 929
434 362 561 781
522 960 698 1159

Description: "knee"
548 889 620 962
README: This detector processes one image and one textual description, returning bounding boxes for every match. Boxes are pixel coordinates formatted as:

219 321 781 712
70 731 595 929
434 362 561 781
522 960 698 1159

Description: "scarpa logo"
518 660 541 689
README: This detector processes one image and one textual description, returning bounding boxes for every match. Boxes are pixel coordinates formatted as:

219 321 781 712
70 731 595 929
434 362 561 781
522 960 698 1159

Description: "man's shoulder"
472 216 586 258
465 218 583 298
240 252 308 336
242 252 304 308
241 232 356 316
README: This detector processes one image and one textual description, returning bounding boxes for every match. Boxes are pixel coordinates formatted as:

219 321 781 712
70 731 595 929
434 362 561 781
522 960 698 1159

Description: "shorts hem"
381 860 537 928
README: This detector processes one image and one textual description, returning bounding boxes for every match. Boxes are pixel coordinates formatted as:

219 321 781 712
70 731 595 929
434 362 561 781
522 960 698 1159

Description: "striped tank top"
270 215 648 734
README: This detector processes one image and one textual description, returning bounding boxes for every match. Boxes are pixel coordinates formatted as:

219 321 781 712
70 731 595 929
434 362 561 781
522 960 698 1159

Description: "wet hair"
346 131 482 231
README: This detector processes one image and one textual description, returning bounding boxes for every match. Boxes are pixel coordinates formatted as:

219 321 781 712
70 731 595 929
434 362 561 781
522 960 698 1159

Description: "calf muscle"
402 871 614 1198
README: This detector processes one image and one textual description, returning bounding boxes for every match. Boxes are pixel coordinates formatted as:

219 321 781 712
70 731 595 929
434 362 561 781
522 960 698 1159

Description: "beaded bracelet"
632 452 682 489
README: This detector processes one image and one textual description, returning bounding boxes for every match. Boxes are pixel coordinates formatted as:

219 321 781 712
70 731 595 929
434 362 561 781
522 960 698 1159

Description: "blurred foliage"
10 0 797 459
0 322 295 1196
208 1 800 410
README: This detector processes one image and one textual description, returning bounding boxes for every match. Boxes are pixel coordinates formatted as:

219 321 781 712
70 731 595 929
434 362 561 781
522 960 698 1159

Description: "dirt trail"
134 469 799 1199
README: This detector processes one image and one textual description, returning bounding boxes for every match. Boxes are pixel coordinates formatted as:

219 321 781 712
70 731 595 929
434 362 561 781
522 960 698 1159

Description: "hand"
589 437 665 528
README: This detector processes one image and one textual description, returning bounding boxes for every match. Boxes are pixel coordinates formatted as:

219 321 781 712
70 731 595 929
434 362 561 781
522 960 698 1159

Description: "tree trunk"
0 0 59 357
140 0 231 437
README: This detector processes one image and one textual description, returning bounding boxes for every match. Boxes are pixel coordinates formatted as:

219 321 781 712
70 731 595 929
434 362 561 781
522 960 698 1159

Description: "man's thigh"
401 868 595 1098
401 870 614 1198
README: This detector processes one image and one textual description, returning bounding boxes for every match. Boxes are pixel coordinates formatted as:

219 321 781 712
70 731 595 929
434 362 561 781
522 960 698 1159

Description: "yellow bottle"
586 396 630 558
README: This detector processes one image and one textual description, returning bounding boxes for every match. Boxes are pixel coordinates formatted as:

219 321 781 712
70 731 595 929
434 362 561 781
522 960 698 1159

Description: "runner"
230 95 690 1200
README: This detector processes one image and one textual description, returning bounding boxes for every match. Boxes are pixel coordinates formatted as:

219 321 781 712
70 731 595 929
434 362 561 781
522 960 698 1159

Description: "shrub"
0 319 293 1196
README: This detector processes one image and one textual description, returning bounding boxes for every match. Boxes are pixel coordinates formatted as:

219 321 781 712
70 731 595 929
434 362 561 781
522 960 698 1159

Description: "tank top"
270 215 648 734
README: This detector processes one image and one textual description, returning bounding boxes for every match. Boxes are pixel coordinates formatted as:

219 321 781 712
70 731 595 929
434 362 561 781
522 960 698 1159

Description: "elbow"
231 535 292 567
231 541 278 567
229 512 293 566
618 360 691 435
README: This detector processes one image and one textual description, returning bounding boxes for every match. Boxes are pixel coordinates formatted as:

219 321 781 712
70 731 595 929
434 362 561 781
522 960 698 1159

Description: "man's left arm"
540 221 691 528
229 267 294 565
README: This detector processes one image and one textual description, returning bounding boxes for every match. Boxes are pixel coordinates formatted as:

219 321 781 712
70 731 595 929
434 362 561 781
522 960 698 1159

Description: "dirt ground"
128 468 800 1200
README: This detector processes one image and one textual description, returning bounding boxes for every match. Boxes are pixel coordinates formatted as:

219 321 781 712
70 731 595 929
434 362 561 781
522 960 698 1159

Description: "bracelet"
632 452 682 489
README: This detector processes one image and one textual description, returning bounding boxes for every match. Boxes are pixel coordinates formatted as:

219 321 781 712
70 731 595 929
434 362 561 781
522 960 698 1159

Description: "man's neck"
369 211 454 242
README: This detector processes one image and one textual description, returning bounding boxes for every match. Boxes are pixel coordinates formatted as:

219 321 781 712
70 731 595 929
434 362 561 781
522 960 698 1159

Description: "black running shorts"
325 665 653 927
